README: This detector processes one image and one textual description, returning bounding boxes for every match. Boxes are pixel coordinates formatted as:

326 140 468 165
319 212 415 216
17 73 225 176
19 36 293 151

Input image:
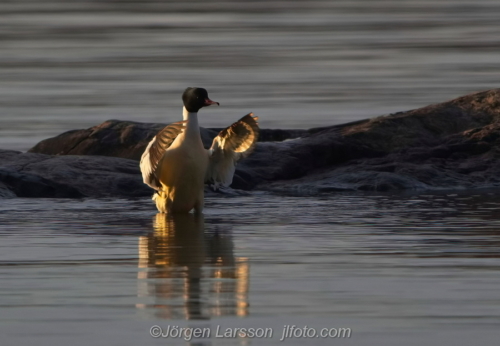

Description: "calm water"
1 192 500 345
2 0 500 150
2 1 500 345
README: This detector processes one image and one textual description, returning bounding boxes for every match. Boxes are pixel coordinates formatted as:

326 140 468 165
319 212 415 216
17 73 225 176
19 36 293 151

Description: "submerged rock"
2 88 500 197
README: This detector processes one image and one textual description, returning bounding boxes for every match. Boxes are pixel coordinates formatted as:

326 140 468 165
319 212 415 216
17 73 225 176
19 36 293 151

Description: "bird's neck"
182 106 200 137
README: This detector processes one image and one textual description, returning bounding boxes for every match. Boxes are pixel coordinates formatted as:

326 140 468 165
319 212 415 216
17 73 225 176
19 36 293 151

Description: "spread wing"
140 121 186 190
205 113 259 189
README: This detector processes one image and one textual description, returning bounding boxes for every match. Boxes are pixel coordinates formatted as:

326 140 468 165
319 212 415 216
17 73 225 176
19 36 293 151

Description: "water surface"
1 192 500 345
2 0 500 150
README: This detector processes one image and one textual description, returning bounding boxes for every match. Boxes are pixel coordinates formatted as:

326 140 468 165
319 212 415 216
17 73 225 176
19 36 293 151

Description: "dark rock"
0 181 17 198
4 88 500 197
251 89 500 192
29 120 307 161
0 150 150 197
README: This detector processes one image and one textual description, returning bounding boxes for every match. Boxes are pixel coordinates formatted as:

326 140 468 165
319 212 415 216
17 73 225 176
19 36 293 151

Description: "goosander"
140 87 259 213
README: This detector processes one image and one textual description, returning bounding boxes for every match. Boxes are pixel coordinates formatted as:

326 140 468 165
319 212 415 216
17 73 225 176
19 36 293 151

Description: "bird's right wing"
140 121 186 190
205 113 259 189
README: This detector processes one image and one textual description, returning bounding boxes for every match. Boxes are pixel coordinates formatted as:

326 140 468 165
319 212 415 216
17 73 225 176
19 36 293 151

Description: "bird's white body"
140 87 259 214
153 108 208 213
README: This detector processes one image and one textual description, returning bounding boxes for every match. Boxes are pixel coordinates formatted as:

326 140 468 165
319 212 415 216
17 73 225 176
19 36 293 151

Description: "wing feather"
206 113 259 188
140 121 186 190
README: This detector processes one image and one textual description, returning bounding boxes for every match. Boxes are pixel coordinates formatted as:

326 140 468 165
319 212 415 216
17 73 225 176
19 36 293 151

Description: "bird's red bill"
204 98 220 106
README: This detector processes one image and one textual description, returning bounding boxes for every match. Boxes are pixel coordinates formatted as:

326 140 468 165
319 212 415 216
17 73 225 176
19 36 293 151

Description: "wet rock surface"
29 120 307 161
3 89 500 197
0 150 149 198
257 90 500 193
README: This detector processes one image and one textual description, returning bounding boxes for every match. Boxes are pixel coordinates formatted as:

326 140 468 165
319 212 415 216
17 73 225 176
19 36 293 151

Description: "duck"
140 87 259 213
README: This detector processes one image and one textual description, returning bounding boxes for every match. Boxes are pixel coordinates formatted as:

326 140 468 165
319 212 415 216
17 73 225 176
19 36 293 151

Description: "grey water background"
2 0 500 345
2 0 500 151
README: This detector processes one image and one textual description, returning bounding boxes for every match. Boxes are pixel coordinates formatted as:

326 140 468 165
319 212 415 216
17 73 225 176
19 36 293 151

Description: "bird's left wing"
140 121 186 190
205 113 259 189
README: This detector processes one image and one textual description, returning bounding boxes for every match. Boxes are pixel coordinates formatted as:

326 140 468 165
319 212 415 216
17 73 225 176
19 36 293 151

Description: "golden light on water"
136 213 250 319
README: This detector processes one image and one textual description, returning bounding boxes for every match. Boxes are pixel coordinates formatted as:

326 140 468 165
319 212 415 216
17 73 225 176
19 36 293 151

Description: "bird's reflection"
137 213 249 320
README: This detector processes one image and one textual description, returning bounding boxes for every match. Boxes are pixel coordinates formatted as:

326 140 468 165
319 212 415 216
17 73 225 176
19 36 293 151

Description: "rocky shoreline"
2 89 500 198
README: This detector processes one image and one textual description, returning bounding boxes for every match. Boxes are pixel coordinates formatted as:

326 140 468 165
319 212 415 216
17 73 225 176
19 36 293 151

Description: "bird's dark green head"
182 87 219 113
